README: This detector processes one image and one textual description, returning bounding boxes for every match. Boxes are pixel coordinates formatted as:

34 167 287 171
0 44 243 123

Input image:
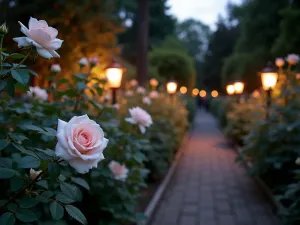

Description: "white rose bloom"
78 57 89 67
108 161 129 181
125 107 153 134
51 64 61 73
286 54 300 65
13 17 63 59
275 58 285 67
27 86 48 101
113 104 120 110
143 96 151 105
55 115 109 174
29 168 42 180
136 86 146 94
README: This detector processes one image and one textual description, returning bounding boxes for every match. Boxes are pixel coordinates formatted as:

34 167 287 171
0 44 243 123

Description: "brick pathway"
150 111 281 225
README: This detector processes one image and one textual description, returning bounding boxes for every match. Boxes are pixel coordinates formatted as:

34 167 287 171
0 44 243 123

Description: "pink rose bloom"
149 91 159 99
136 86 146 94
125 107 153 134
27 86 48 101
13 17 63 59
129 79 138 87
275 58 285 67
286 54 299 65
108 161 129 181
55 115 108 174
143 96 151 105
89 57 99 66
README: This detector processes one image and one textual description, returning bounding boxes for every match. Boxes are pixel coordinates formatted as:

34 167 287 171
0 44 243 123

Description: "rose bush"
0 18 192 225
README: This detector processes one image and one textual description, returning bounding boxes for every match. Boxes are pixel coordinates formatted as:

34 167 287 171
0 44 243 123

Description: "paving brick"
149 111 281 225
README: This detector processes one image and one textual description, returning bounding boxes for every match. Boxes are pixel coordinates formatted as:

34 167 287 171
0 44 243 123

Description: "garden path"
150 110 281 225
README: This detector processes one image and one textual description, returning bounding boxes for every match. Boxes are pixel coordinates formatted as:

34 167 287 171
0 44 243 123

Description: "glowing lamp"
166 81 178 94
234 82 244 94
211 90 218 98
199 90 206 97
226 84 235 95
180 86 187 94
150 78 159 89
105 60 124 104
192 88 199 96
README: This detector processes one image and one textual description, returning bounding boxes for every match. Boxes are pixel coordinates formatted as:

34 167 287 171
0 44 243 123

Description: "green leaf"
0 158 12 168
10 53 26 59
55 193 75 204
0 168 16 179
12 143 37 158
60 182 81 201
50 202 64 220
0 63 11 67
71 177 90 190
10 177 24 191
19 124 45 133
11 70 29 86
0 212 15 225
133 152 146 163
5 78 15 97
7 203 17 211
27 69 38 76
16 208 37 222
36 191 53 203
8 133 28 142
0 139 10 151
0 69 9 75
18 196 38 208
48 162 61 179
65 205 87 225
76 82 86 91
18 156 40 168
0 80 7 91
36 180 48 189
74 74 87 80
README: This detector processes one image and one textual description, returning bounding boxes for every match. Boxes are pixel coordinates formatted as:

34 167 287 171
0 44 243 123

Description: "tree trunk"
136 0 149 86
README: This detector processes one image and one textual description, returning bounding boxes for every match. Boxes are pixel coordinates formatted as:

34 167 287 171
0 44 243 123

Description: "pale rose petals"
55 115 108 174
78 57 89 67
129 79 138 87
275 58 285 67
125 90 133 97
149 91 159 99
125 107 152 134
143 96 151 105
51 64 61 73
26 86 48 101
286 54 299 65
13 17 63 59
136 86 146 94
89 57 99 66
108 161 129 181
29 168 42 180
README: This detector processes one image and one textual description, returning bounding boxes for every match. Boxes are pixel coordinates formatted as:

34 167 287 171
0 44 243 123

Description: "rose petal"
125 118 136 124
48 38 63 50
29 29 52 43
68 154 104 174
36 48 53 59
13 37 31 48
139 125 146 134
28 17 39 30
55 142 73 160
18 21 29 36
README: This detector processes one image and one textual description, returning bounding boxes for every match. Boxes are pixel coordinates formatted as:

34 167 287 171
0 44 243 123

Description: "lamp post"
260 62 278 119
226 84 235 96
105 60 124 104
166 81 177 100
233 81 244 103
150 78 159 90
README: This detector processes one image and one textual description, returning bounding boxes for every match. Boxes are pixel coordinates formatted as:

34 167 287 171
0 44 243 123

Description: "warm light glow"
199 90 206 97
166 81 178 94
106 68 123 88
150 78 159 88
211 90 218 98
192 88 199 96
234 82 244 94
226 84 235 95
180 86 187 94
261 72 278 90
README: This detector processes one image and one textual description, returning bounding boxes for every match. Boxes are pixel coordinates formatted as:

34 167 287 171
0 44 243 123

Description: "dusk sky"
167 0 242 29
